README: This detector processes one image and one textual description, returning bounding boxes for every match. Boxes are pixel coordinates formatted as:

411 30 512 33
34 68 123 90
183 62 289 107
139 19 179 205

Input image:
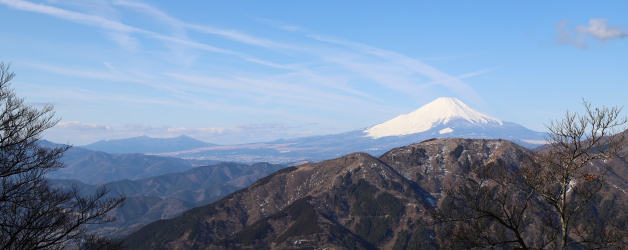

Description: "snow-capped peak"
364 97 502 139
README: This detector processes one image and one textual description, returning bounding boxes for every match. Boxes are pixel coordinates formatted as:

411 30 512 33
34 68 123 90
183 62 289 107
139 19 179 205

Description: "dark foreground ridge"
124 138 628 249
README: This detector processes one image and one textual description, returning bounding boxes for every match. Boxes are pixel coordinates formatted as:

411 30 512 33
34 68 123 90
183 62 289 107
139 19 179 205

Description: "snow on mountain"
439 127 454 134
365 97 503 138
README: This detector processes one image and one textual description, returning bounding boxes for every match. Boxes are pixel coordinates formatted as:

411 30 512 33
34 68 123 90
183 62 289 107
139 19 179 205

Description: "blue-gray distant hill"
82 135 216 154
39 140 218 183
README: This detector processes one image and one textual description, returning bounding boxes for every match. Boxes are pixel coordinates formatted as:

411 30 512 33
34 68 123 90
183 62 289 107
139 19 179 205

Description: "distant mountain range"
52 98 545 164
153 97 546 163
40 140 218 183
124 136 628 249
51 162 285 237
82 135 216 154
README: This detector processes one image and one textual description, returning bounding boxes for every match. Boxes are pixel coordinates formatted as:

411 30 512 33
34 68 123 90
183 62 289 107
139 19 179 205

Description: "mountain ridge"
124 136 627 248
123 137 535 249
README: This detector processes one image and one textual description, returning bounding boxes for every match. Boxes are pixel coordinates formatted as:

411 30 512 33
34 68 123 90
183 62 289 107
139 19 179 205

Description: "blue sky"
1 0 626 145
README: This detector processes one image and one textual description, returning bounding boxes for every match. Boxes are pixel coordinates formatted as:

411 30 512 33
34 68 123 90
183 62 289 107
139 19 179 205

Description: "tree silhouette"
437 101 628 249
0 63 124 249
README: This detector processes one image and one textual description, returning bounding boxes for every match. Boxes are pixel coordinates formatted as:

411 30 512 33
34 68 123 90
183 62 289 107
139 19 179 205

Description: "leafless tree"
437 159 553 249
437 101 627 249
0 63 125 249
525 101 627 249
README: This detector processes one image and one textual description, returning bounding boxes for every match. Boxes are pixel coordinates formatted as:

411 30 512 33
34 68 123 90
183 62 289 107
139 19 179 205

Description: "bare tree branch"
437 100 628 249
0 63 125 249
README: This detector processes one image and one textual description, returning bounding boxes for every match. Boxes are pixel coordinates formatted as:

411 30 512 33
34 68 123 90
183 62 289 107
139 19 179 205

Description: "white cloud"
556 18 627 48
578 18 627 41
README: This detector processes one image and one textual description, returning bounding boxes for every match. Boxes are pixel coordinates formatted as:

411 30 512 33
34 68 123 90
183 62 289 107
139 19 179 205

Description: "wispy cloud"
306 34 486 104
556 18 627 48
16 81 187 108
255 19 489 104
108 1 489 104
414 66 502 90
3 0 498 144
113 0 297 52
22 62 183 94
257 18 302 32
165 72 384 113
0 0 286 69
18 63 362 127
0 0 137 32
4 0 490 105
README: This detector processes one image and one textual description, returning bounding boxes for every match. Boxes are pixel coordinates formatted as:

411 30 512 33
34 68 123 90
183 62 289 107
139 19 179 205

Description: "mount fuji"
156 97 546 163
365 97 503 138
362 97 544 144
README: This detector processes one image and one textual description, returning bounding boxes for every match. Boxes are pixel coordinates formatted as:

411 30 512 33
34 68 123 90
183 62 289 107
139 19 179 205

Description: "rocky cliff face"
123 137 625 249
